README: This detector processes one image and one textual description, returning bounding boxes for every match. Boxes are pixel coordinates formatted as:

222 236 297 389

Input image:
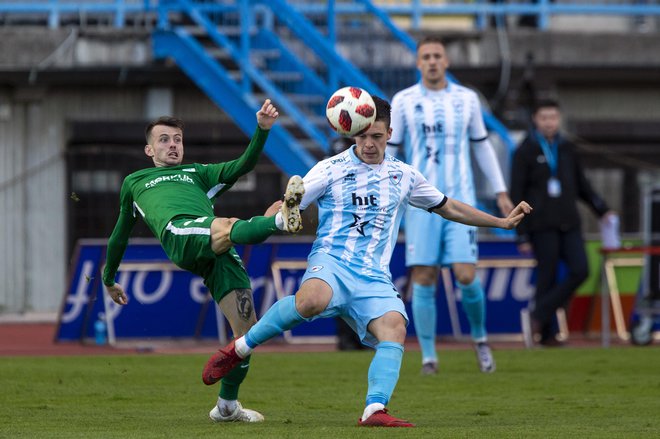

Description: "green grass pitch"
1 346 659 438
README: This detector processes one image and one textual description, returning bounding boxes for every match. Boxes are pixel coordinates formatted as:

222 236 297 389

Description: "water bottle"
600 213 620 250
94 312 107 345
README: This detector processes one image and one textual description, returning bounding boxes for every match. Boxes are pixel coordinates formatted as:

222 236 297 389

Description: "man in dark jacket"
511 99 615 346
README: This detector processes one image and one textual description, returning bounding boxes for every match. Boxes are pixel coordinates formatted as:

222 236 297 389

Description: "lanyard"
535 131 559 176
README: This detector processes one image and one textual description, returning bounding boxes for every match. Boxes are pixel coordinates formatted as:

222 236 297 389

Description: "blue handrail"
289 1 660 31
0 0 152 29
2 1 660 31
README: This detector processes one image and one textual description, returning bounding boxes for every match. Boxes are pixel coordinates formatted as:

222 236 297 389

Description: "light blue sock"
412 283 437 363
365 341 404 407
244 295 304 348
458 277 487 341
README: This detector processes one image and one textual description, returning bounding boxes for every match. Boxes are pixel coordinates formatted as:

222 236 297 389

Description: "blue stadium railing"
287 1 660 32
3 1 659 31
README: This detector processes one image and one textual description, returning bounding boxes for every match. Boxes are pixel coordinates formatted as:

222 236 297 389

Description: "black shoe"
539 336 565 347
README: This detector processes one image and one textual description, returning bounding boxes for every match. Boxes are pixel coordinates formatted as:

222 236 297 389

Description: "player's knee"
374 312 407 344
391 320 407 340
411 266 438 285
294 280 331 318
211 217 238 254
294 294 325 318
455 272 476 286
392 313 407 329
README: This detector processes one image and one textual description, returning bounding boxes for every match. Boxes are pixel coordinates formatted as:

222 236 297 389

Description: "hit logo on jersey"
326 87 376 137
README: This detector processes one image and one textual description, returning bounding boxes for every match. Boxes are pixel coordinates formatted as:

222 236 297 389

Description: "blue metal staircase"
152 28 317 176
152 0 388 177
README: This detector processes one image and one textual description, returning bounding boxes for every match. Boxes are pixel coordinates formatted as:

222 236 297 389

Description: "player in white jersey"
202 96 531 427
388 36 515 375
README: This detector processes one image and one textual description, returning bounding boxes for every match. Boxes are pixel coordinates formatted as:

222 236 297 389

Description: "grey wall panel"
0 101 27 313
24 100 66 313
0 86 157 314
173 88 226 121
47 87 146 121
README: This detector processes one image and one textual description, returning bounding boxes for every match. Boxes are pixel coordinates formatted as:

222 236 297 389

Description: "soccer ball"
325 86 376 136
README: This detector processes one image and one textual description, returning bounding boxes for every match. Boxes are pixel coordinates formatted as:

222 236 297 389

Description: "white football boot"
209 401 264 423
474 342 496 373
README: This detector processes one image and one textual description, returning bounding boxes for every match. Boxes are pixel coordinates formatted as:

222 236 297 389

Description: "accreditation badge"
547 177 562 198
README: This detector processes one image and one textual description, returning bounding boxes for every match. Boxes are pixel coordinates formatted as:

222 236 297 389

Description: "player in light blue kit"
388 36 515 374
201 96 531 427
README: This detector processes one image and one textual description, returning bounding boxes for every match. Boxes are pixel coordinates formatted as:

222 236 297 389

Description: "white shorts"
404 206 478 267
301 252 408 348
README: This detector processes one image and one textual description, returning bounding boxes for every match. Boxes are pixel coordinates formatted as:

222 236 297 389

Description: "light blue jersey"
389 82 505 204
300 145 446 281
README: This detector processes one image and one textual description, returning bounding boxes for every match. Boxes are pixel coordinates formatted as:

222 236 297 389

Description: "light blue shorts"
404 206 478 267
301 252 408 348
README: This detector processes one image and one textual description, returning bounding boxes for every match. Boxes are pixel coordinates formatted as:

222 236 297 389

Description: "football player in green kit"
102 99 304 423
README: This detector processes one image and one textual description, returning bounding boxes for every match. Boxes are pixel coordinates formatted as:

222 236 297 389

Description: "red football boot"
202 340 243 385
358 409 415 427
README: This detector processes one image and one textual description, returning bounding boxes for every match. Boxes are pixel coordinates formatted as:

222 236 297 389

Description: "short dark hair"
533 99 560 115
371 95 391 128
416 35 445 52
145 116 185 143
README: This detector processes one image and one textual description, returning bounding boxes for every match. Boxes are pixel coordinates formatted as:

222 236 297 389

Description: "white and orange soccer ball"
325 86 376 136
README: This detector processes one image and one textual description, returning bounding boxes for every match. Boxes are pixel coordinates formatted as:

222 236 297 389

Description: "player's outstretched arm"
256 99 279 130
217 99 279 181
106 283 128 305
433 198 532 230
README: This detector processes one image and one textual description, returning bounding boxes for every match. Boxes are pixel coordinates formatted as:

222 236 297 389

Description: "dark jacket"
510 132 609 243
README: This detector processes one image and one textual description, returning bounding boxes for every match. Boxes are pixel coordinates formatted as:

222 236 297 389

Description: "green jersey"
103 127 269 286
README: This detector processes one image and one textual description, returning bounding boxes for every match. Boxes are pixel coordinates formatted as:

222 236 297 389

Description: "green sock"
229 216 277 245
219 355 251 400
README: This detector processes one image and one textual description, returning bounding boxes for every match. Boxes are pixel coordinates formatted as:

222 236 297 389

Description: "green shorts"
160 216 251 302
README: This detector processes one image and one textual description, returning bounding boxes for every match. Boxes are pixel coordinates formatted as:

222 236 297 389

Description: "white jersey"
389 82 505 204
300 146 446 279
